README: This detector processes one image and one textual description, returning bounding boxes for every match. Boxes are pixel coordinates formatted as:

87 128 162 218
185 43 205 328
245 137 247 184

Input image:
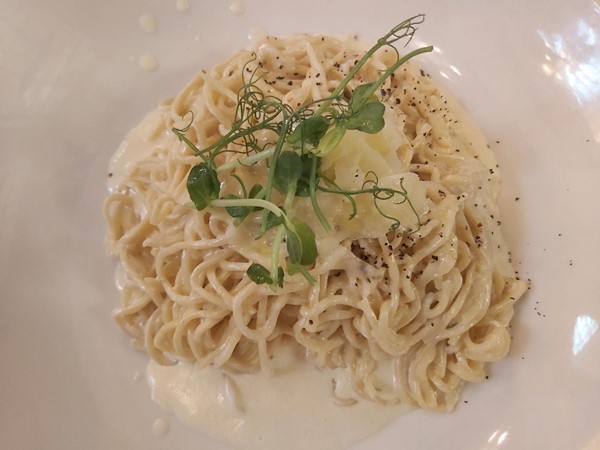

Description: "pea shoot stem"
217 147 276 173
359 46 434 100
315 14 428 116
309 154 331 232
212 198 285 220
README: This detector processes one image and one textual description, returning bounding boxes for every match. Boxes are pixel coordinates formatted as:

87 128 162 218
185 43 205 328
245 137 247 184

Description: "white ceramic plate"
2 0 599 449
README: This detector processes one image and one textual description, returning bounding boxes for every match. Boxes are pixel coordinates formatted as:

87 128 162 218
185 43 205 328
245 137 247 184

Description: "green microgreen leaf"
287 116 330 147
187 163 220 210
276 266 284 288
224 194 250 218
249 183 263 200
314 125 346 156
295 180 311 197
273 151 303 193
296 154 321 197
291 218 317 266
345 101 386 133
284 218 317 268
285 229 302 265
265 210 285 231
348 83 377 111
247 263 273 285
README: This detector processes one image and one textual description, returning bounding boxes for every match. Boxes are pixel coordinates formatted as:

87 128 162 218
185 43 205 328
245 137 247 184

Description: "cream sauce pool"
147 352 410 450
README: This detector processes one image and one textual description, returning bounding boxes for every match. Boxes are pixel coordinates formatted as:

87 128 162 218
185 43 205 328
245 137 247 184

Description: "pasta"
103 22 526 412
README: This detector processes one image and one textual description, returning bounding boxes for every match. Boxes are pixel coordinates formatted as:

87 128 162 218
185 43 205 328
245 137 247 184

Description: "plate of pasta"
1 1 599 449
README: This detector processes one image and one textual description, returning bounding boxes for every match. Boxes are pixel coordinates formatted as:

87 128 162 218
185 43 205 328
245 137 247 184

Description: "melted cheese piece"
317 108 427 237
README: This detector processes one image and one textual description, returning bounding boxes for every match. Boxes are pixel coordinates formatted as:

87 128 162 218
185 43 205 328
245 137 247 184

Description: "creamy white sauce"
138 13 157 33
248 27 267 44
133 370 143 382
139 54 159 72
176 0 191 13
147 346 409 450
152 418 170 436
108 109 168 191
230 1 245 15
